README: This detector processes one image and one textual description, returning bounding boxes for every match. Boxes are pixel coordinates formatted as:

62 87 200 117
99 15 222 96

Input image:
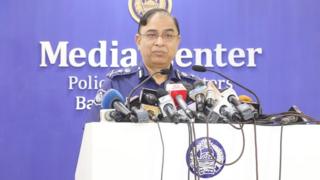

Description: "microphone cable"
252 117 260 180
276 120 319 180
187 122 192 180
191 122 200 180
187 121 200 180
259 111 319 125
156 122 165 180
278 125 284 180
187 122 193 180
192 65 260 180
223 119 245 130
205 120 246 166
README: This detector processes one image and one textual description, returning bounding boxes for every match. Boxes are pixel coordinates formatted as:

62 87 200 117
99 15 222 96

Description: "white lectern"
75 122 320 180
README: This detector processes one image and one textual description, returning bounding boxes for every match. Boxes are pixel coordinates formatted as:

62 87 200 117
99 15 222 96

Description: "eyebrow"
144 29 176 34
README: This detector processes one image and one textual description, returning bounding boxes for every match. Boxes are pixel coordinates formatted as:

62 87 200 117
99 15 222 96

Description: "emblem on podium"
186 137 226 178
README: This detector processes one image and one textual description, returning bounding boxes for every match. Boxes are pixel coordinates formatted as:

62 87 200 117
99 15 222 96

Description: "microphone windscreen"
101 89 125 109
128 95 140 107
192 65 207 72
157 89 168 97
238 95 253 103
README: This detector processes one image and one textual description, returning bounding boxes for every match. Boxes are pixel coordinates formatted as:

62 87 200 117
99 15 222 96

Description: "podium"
75 122 320 180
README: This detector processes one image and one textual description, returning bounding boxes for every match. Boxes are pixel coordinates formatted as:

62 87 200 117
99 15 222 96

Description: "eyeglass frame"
138 30 180 42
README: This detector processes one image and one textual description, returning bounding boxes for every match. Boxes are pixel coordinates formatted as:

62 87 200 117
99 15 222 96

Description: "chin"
152 60 170 66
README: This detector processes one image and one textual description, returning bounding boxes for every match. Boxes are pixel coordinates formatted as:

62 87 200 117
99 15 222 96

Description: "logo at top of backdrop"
128 0 172 23
186 137 226 178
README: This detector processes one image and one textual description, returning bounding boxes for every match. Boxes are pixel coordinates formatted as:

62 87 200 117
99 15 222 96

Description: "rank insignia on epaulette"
106 69 116 79
94 89 107 105
179 71 193 79
106 67 138 79
180 71 188 78
179 71 200 81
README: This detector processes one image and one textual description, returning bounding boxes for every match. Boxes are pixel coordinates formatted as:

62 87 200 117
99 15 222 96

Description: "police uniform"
87 64 200 122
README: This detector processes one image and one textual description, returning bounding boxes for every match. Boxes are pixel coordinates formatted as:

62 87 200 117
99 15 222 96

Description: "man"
87 8 199 122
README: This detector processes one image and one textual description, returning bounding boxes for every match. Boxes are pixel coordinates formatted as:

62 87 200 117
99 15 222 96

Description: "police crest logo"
128 0 172 23
186 137 226 178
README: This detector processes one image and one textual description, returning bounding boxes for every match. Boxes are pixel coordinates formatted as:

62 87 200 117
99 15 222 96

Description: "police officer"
87 8 199 122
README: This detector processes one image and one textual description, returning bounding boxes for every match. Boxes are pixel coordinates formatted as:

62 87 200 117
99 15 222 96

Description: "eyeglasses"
139 32 179 42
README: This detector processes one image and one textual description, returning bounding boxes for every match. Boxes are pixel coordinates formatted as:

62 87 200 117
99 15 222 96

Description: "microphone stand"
126 69 170 110
192 65 261 114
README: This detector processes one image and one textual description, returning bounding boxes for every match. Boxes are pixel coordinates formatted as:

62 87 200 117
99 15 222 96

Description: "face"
135 13 180 69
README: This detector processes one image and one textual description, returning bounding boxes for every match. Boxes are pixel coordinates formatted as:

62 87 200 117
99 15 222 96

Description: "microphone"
188 80 207 112
139 88 161 121
192 65 261 115
140 88 158 105
165 83 194 120
101 89 137 122
131 106 149 122
211 88 242 122
205 108 221 123
165 83 188 107
157 89 181 123
192 65 206 72
180 81 194 103
239 95 261 113
181 81 194 92
206 81 221 108
100 109 127 122
228 93 258 121
127 68 170 109
100 109 115 121
127 95 150 122
189 80 222 123
239 95 253 103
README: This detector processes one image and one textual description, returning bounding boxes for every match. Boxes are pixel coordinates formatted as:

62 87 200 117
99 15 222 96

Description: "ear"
135 33 141 50
177 35 181 46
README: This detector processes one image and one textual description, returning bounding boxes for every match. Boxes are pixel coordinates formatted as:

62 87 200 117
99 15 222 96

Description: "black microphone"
192 65 207 72
127 68 170 109
140 88 159 105
139 88 161 121
192 65 261 115
157 89 181 123
101 89 137 122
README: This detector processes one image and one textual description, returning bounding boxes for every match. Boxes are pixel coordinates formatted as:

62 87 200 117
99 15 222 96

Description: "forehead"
140 13 177 33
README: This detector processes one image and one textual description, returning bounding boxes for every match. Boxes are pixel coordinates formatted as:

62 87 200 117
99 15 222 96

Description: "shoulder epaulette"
106 66 139 79
178 70 200 81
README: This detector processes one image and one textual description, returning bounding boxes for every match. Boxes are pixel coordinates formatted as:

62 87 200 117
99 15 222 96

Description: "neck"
144 64 171 85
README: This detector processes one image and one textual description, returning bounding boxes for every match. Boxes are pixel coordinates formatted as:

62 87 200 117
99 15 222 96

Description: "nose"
154 35 164 46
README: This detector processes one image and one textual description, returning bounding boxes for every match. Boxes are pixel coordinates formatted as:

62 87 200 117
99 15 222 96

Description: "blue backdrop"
1 0 319 179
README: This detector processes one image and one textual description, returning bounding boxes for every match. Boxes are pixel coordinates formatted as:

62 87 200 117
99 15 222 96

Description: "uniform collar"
138 63 181 82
